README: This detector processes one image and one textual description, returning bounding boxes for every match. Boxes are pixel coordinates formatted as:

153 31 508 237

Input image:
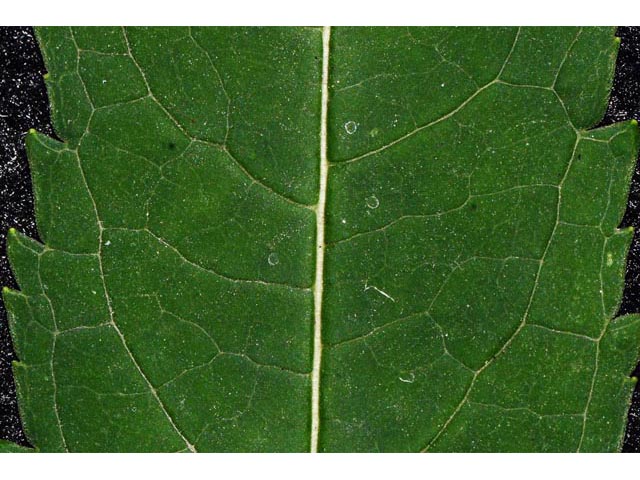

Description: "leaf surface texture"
3 26 640 452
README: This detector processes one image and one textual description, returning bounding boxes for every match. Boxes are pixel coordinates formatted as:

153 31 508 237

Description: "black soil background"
1 26 640 451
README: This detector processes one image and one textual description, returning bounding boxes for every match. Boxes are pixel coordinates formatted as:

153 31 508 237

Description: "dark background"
1 26 640 451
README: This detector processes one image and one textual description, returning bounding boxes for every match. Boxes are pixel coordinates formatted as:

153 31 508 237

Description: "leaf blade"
3 26 639 452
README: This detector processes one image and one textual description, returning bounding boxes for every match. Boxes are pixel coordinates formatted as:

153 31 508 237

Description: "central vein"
311 25 331 453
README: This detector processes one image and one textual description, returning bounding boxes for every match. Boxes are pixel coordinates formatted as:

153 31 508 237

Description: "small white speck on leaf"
267 252 280 266
344 120 358 135
399 372 415 383
365 195 380 209
364 282 395 302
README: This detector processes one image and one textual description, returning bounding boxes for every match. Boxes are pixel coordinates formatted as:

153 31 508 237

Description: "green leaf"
3 26 640 452
0 439 33 453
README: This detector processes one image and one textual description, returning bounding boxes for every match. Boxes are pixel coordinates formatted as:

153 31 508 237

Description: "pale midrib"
310 25 331 453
